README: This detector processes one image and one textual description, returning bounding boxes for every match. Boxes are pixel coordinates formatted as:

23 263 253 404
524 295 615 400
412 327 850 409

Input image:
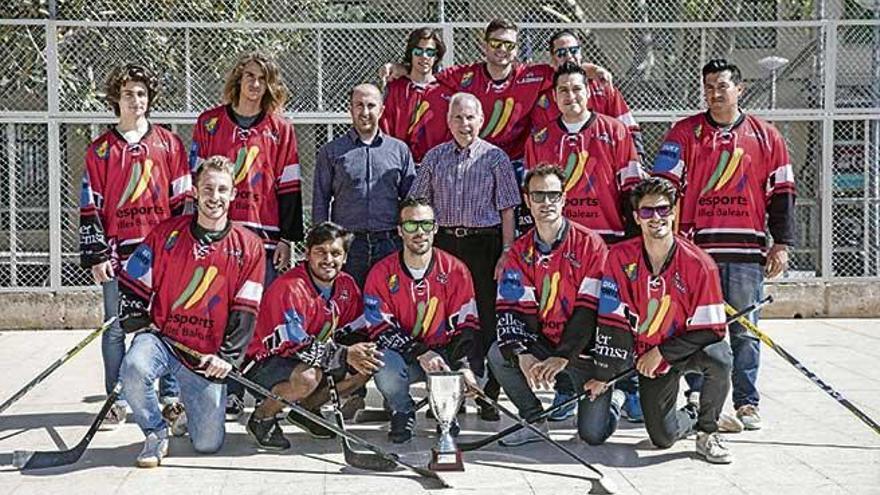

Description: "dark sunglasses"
412 47 438 58
487 38 517 51
400 219 437 233
553 46 581 58
637 204 673 219
529 190 563 204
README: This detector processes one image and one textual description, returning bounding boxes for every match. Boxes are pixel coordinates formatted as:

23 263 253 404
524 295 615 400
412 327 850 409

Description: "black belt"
353 229 397 240
439 226 500 238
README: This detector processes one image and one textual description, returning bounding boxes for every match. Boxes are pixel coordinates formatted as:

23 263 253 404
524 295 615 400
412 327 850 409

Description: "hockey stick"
1 317 117 414
354 397 429 424
726 302 880 436
327 375 398 472
166 340 449 488
13 382 121 470
468 386 618 495
459 295 774 452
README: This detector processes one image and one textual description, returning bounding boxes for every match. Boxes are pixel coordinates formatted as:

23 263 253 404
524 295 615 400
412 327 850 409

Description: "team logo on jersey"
700 147 745 195
460 71 474 89
653 142 681 174
164 230 180 251
536 94 550 110
639 294 672 338
96 141 110 159
364 294 383 325
233 145 260 185
387 273 400 294
481 97 516 139
539 272 561 318
563 151 588 192
316 304 340 342
532 127 548 144
673 272 686 294
521 245 534 265
623 262 638 281
408 100 430 135
498 269 526 301
205 117 219 135
116 159 155 208
411 296 439 338
172 265 220 310
125 243 154 282
437 272 448 285
693 124 703 139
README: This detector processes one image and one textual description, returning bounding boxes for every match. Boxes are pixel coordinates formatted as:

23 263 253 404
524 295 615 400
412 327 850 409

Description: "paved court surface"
0 319 878 494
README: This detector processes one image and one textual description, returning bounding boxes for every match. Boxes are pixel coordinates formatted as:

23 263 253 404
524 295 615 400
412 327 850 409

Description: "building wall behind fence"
1 0 879 325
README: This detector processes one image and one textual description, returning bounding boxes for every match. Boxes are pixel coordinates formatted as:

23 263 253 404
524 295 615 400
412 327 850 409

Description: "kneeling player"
489 165 609 446
583 177 734 463
243 222 380 450
364 198 480 444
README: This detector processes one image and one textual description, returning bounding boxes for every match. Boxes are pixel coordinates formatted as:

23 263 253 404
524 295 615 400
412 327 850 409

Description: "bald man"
313 83 417 288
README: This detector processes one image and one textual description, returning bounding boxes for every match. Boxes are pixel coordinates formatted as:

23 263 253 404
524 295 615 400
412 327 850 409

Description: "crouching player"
583 177 734 463
243 221 381 450
118 156 265 467
489 165 609 446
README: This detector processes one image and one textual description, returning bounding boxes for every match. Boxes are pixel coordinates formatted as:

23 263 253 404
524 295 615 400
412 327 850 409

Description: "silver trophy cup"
427 371 465 471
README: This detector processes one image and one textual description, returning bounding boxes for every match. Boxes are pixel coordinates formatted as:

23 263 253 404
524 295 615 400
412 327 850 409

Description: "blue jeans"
102 279 178 401
120 333 226 453
344 232 401 288
685 262 763 408
487 341 621 444
373 349 427 414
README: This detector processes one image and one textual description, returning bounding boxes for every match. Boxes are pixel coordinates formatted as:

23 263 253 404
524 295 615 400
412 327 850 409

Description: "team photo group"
77 16 796 474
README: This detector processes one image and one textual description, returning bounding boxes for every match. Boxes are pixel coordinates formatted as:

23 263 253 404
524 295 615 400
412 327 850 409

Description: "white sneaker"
499 419 549 447
696 431 732 464
687 391 701 410
717 412 744 433
611 389 626 411
736 404 762 430
102 401 127 430
162 402 188 437
136 430 169 468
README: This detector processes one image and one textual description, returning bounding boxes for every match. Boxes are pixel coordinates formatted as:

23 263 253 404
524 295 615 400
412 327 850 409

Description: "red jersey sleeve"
79 144 110 268
168 132 192 214
275 119 304 242
445 261 480 335
651 121 689 192
613 122 644 193
686 260 726 336
231 241 265 315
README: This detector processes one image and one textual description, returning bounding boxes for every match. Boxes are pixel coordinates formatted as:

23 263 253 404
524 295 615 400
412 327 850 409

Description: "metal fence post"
46 19 62 290
6 124 17 287
820 21 838 279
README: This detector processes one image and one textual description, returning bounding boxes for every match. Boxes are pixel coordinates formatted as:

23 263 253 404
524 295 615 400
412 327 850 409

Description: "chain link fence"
1 0 879 290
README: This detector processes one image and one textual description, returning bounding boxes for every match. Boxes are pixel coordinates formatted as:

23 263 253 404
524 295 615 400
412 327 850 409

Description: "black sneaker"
389 411 415 444
225 394 244 422
476 398 500 422
246 414 290 451
286 408 336 440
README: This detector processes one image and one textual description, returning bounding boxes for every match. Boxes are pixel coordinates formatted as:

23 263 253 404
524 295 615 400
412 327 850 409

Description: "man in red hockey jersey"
363 198 480 443
118 156 266 468
652 59 796 431
242 222 381 450
488 165 608 446
379 27 452 163
581 177 733 464
79 63 190 428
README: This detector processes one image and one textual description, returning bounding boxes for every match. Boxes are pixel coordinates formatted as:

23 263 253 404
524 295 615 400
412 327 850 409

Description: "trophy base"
429 448 464 471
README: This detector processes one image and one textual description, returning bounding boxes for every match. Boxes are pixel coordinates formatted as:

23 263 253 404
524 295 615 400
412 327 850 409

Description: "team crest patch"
537 94 550 109
673 272 686 294
96 141 109 159
387 273 399 294
164 230 180 251
623 262 638 281
437 272 448 284
460 71 474 89
205 117 219 135
694 124 702 139
521 245 534 265
532 127 548 144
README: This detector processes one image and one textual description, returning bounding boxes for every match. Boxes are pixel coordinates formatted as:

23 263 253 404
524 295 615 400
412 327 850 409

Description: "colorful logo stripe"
539 272 561 318
411 296 439 338
408 100 430 135
233 146 260 185
638 295 671 337
172 265 219 310
563 152 588 193
116 159 154 208
701 147 744 195
480 97 515 139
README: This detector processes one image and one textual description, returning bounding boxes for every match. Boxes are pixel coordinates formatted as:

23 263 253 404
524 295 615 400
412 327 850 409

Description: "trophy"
427 371 465 471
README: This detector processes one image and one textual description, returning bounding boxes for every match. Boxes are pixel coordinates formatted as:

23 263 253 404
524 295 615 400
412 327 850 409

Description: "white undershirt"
117 121 149 144
562 115 590 134
406 264 427 280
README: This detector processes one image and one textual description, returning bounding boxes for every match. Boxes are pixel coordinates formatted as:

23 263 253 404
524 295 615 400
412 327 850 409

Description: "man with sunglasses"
489 164 608 446
531 30 644 161
379 28 453 163
652 59 796 431
580 177 734 464
363 198 480 443
524 61 645 422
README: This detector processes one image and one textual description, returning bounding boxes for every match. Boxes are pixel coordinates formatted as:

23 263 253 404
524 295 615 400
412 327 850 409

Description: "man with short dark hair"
652 59 796 431
581 176 734 464
364 198 480 443
242 221 378 450
118 156 265 467
489 164 608 446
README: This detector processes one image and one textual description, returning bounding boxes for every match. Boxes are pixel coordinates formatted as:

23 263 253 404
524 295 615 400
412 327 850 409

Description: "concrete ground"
0 319 878 495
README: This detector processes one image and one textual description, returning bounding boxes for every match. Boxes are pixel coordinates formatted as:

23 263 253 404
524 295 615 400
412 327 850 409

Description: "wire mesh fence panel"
837 24 880 109
0 25 47 112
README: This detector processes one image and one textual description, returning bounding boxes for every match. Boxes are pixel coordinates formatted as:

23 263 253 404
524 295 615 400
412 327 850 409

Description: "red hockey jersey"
497 220 608 352
524 114 644 242
119 215 265 365
595 236 726 376
436 63 554 160
652 113 797 264
380 77 452 163
191 105 303 249
246 264 364 361
79 125 191 270
363 249 479 351
530 79 640 137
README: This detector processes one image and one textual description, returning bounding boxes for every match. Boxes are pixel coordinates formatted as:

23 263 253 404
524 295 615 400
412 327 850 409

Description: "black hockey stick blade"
13 384 120 470
354 397 428 424
327 376 399 472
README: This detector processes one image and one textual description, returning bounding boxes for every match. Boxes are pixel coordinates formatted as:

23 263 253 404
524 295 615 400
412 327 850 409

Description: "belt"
353 229 397 240
439 226 500 238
